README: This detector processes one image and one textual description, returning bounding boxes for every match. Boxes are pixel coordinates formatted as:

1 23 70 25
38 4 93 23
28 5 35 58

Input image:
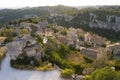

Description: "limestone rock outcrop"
89 13 120 31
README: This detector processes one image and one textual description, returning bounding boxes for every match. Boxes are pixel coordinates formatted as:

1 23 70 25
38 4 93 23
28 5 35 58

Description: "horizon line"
0 4 120 10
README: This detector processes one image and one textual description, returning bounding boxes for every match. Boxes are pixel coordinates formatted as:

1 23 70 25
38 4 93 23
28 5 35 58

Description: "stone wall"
80 47 98 59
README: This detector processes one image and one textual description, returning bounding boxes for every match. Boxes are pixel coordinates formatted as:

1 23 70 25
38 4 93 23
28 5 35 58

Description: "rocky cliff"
89 13 120 31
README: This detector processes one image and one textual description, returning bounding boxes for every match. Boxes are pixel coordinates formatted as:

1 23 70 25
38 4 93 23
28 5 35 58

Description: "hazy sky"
0 0 120 9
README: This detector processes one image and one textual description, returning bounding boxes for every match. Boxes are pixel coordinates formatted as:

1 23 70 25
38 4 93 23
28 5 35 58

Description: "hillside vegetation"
0 5 78 23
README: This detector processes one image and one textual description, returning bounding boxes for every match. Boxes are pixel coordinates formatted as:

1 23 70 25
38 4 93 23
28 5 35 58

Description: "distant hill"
0 5 78 24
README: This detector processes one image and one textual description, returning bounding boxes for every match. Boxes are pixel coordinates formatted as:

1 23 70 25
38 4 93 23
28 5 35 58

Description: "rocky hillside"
1 5 120 42
53 7 120 31
50 7 120 42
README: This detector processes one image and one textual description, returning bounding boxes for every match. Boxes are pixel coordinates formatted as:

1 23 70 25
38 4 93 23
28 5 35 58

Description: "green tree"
36 35 43 44
61 69 74 78
20 29 29 34
1 28 14 42
86 67 118 80
58 43 70 58
1 28 13 37
73 64 83 75
61 29 67 35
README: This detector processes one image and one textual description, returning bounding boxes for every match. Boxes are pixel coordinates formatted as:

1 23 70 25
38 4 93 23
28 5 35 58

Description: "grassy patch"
66 52 85 64
11 60 54 71
0 46 7 64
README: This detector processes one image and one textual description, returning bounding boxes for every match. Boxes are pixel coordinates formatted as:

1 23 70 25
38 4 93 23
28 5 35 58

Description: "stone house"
7 41 24 60
13 27 21 35
91 35 105 46
55 27 83 49
80 47 98 59
23 44 44 59
67 31 78 41
7 35 44 60
20 35 36 45
20 22 32 31
84 33 105 46
97 47 108 60
56 35 73 46
44 28 54 37
38 20 48 29
68 27 84 36
67 28 84 48
80 47 107 59
107 43 120 58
